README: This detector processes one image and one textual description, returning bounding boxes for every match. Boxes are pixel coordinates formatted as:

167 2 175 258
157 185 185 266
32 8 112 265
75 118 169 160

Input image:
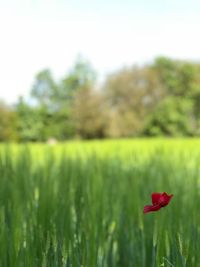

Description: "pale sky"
1 0 200 103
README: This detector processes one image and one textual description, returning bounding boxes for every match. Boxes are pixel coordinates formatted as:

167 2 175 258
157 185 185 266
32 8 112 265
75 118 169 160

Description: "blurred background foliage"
1 56 200 142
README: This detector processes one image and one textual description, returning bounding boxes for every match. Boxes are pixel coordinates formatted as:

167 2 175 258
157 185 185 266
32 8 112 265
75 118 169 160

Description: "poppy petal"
160 192 173 206
151 193 162 205
143 204 161 214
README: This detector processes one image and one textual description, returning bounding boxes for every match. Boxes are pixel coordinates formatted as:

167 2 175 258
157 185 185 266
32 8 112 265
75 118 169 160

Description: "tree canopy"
1 56 200 142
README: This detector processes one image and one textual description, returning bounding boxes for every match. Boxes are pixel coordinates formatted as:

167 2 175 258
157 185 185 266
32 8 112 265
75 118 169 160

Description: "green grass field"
0 139 200 267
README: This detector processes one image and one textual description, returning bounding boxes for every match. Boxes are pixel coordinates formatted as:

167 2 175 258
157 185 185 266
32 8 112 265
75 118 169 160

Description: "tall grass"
0 139 200 267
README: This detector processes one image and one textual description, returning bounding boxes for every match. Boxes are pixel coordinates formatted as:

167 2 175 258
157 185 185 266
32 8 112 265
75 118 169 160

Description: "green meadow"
0 139 200 267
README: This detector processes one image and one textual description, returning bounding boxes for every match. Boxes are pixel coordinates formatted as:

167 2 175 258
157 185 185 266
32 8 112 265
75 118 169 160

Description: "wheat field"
0 139 199 267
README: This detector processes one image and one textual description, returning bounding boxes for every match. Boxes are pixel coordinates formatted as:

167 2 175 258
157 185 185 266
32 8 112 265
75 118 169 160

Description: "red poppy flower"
143 192 173 214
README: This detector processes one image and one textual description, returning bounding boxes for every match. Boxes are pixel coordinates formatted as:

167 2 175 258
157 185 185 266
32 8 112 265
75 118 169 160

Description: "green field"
0 139 200 267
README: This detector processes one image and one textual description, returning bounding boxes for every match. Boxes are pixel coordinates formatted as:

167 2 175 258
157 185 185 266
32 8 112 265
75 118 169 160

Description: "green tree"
15 97 45 141
153 56 200 98
28 57 97 140
60 56 97 102
72 85 107 138
0 101 18 141
31 69 58 110
103 66 162 137
56 57 97 139
150 57 200 135
144 97 194 136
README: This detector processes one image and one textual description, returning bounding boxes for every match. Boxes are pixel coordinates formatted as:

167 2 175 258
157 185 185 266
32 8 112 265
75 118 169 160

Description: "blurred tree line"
1 56 200 142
